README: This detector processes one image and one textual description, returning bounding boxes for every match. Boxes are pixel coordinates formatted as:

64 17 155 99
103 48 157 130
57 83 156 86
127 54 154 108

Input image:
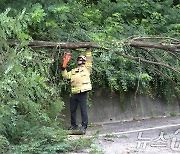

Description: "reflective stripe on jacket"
62 51 92 94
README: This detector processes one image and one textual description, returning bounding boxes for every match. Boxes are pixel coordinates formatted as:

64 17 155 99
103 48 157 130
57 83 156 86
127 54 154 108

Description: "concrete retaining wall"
62 89 180 125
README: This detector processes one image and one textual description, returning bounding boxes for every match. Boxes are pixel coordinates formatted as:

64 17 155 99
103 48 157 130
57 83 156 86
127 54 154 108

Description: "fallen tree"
8 37 180 74
130 37 180 53
8 37 180 52
8 37 180 104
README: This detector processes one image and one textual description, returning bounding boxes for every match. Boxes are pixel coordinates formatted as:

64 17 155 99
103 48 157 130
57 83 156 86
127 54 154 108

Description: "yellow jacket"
62 50 92 94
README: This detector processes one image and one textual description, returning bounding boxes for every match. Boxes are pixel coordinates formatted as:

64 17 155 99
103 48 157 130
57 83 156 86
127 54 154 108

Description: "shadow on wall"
62 89 180 125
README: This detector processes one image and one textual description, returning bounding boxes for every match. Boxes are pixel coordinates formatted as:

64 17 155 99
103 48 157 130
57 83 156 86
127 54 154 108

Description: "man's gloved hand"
62 52 71 69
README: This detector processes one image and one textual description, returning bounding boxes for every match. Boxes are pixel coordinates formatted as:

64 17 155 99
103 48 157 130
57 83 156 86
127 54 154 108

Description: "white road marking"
99 123 180 137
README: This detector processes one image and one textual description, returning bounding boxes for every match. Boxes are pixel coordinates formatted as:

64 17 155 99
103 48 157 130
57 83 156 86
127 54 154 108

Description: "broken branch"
8 40 101 49
130 39 180 52
7 39 180 73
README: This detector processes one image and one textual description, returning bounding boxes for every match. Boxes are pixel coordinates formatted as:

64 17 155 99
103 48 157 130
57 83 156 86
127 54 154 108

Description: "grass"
170 112 177 116
104 134 128 138
89 143 104 154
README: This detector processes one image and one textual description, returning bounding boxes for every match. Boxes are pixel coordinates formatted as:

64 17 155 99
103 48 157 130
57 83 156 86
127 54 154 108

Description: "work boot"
68 125 78 130
79 126 86 134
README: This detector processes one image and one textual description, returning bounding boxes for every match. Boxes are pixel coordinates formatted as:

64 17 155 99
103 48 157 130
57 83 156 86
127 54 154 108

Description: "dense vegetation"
0 0 179 153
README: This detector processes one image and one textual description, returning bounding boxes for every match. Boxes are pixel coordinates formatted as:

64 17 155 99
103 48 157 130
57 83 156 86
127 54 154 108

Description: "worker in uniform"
61 48 92 133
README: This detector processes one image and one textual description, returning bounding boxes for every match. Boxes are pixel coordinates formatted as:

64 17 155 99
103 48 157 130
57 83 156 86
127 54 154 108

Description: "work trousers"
70 92 88 128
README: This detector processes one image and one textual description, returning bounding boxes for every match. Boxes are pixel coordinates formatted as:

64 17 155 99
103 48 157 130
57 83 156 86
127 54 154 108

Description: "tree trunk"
8 38 180 52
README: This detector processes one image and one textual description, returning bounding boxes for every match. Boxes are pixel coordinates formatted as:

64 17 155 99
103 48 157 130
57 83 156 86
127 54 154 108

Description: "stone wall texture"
62 89 180 125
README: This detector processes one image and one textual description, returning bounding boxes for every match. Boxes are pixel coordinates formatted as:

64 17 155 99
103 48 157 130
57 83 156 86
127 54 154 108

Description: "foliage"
0 135 9 154
10 127 92 154
0 0 179 153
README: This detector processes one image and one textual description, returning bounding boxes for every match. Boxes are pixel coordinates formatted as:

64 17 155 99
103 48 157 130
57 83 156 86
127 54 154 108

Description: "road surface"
69 116 180 154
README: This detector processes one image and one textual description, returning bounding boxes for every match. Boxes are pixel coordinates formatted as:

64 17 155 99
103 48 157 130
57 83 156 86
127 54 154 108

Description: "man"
61 48 92 133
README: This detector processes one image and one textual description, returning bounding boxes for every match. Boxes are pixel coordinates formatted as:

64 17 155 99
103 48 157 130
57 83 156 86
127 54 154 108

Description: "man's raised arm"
85 48 93 73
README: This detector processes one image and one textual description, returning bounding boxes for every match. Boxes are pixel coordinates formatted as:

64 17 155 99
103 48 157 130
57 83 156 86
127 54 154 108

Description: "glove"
62 52 71 69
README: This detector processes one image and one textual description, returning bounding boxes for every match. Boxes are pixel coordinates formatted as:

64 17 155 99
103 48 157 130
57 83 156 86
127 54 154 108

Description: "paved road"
67 116 180 154
84 116 180 154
